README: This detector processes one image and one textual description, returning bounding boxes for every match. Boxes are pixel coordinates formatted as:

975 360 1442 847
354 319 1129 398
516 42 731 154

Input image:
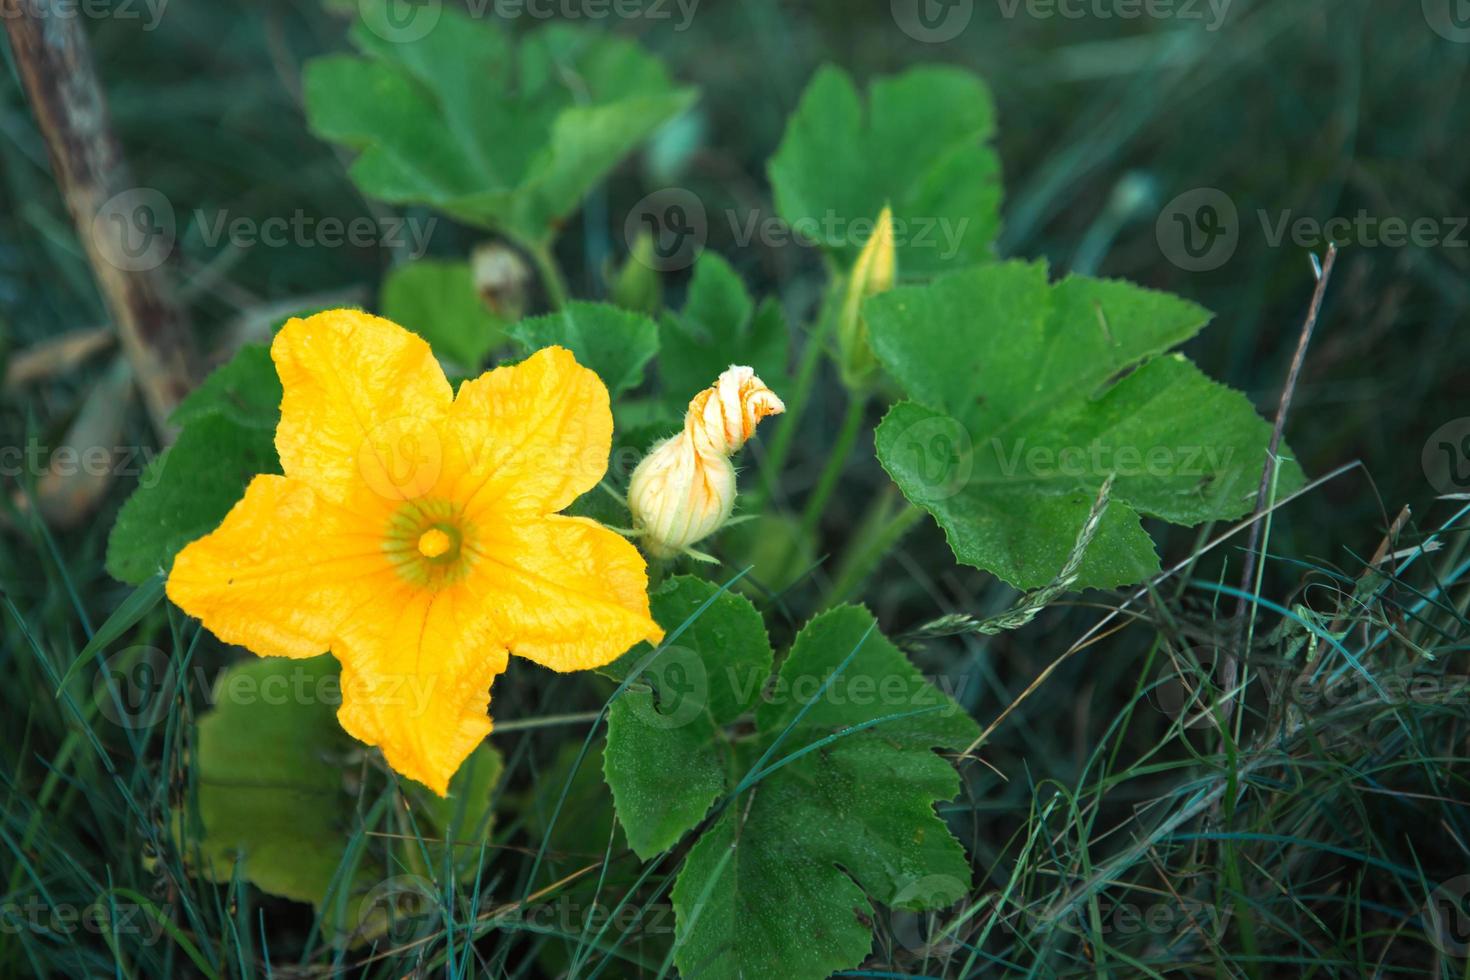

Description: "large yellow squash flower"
166 310 664 795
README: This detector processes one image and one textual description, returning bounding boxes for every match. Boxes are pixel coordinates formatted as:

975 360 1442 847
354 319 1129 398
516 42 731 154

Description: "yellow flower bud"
837 205 896 390
629 366 785 559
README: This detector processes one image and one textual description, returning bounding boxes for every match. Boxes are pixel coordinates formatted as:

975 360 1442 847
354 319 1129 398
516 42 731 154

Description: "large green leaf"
669 606 978 980
602 576 772 860
509 301 659 397
868 260 1303 590
106 346 282 585
380 259 507 372
769 65 1001 276
304 6 696 245
182 655 502 941
658 252 788 406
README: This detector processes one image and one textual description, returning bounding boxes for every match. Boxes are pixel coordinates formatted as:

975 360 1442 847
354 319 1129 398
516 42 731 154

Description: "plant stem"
821 493 923 609
1223 244 1336 726
797 389 867 544
527 240 570 310
754 276 842 509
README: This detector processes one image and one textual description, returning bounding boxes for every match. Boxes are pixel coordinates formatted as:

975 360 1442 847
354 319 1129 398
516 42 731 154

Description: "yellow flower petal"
169 314 661 797
272 309 453 504
334 584 510 795
445 346 611 518
166 475 395 659
476 515 664 672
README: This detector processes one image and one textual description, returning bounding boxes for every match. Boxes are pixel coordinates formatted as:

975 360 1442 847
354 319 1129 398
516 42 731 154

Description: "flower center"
417 527 452 559
385 499 473 588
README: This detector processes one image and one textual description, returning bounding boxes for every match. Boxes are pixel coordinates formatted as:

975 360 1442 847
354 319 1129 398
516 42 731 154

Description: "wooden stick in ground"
2 0 197 437
1220 244 1339 724
3 327 113 387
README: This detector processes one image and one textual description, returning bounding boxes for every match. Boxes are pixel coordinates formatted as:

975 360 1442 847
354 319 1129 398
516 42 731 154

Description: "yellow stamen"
417 527 452 558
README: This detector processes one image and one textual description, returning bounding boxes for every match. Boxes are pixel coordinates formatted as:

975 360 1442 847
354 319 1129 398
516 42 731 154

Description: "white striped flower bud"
628 366 785 559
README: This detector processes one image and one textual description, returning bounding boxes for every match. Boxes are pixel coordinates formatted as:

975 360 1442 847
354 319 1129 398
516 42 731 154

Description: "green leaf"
169 345 282 429
658 253 788 405
509 301 659 397
769 65 1001 276
603 576 772 860
407 740 504 879
304 7 696 245
380 259 507 371
106 347 282 585
670 606 978 980
184 656 363 921
182 655 502 940
868 260 1304 590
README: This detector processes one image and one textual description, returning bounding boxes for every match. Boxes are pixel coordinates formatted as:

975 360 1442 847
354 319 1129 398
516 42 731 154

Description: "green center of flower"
386 499 473 588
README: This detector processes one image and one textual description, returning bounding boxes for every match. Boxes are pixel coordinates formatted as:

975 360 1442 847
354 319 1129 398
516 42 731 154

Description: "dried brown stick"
4 327 114 387
1220 244 1339 722
2 0 197 436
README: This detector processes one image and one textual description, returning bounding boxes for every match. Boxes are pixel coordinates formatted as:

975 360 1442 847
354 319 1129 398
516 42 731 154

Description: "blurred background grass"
3 0 1469 975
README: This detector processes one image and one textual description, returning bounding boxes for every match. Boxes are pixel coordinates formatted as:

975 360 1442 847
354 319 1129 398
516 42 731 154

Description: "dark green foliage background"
2 1 1468 976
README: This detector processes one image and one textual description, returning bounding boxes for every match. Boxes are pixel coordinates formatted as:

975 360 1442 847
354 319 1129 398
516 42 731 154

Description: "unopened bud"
628 366 784 559
836 205 896 390
609 231 662 315
471 242 532 322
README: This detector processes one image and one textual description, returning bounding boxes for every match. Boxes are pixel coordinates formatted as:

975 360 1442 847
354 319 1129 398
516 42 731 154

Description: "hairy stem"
527 240 570 311
796 390 867 544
